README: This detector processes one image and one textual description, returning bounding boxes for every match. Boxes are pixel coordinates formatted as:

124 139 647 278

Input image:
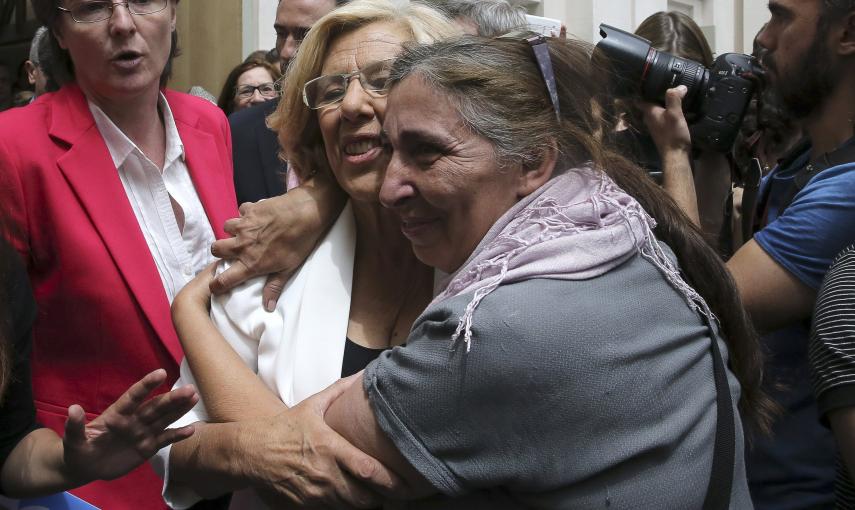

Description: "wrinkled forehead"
321 30 406 74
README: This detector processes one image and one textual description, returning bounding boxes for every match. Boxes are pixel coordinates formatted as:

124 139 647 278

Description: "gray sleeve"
364 273 726 506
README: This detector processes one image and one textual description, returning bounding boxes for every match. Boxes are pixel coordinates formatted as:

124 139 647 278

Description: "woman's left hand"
62 369 198 484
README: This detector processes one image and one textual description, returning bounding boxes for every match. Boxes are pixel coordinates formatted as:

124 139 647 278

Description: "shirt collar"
89 93 186 169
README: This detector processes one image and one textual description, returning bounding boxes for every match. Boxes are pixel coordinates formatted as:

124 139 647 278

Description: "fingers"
140 385 199 431
337 449 406 500
210 259 253 294
331 471 385 509
665 85 688 112
152 424 196 451
312 373 362 412
210 236 240 259
109 369 169 416
262 270 290 312
64 404 87 446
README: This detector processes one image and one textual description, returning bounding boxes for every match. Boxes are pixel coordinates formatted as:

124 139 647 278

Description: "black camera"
595 24 761 153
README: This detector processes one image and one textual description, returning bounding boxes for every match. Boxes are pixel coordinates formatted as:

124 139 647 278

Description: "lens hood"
596 24 653 85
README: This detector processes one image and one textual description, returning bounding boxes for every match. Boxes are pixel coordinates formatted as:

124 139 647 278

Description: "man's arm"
641 86 701 227
727 239 816 333
210 171 347 311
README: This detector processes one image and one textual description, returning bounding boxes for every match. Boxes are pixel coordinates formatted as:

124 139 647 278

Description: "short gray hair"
29 27 48 65
440 0 526 36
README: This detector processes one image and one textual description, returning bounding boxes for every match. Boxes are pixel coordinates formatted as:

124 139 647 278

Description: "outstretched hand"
62 369 198 484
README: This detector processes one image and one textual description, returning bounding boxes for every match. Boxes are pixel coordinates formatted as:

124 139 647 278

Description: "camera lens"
641 51 708 115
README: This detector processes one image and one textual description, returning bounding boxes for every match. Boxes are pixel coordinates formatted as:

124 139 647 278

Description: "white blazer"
153 203 357 510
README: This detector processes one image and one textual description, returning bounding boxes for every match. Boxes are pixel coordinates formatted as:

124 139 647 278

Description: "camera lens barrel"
642 52 708 114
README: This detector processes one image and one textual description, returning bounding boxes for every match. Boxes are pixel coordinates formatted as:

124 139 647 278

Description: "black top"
229 99 288 205
341 338 385 378
0 239 39 491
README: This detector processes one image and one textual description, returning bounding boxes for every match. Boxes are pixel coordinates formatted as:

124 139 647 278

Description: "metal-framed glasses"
57 0 169 24
498 30 561 121
302 58 395 110
236 82 280 100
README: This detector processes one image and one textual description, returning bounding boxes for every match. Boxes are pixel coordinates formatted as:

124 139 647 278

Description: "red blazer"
0 84 238 509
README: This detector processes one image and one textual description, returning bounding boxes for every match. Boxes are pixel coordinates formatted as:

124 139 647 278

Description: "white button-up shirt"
89 94 216 303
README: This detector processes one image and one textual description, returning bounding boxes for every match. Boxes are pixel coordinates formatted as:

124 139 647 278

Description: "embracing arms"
210 171 347 310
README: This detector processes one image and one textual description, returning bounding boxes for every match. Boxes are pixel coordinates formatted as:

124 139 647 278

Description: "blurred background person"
646 1 855 506
217 59 281 116
809 242 855 506
229 0 338 205
21 27 50 103
437 0 526 36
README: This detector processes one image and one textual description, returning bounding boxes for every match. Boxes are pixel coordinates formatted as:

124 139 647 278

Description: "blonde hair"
268 0 458 180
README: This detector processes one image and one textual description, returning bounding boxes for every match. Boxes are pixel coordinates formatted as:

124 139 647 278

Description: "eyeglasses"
498 31 561 121
236 82 280 100
302 59 395 110
57 0 169 24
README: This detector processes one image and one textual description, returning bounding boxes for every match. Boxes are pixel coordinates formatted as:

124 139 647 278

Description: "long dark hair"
387 36 774 434
634 11 713 67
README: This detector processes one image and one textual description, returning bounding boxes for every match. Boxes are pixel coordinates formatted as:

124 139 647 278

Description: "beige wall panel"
171 0 243 100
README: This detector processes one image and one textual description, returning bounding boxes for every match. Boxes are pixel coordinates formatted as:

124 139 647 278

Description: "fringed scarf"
431 166 716 351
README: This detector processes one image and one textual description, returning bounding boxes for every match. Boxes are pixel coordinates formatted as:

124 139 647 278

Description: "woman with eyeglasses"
0 0 238 507
154 1 458 508
216 58 282 116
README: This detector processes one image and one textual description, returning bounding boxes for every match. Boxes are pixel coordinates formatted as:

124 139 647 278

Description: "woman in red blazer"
0 1 238 508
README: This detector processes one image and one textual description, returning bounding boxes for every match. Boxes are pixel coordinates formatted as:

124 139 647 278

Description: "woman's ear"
516 142 558 198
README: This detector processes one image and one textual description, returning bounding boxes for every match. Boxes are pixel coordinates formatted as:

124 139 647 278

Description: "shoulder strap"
779 138 855 215
701 326 736 510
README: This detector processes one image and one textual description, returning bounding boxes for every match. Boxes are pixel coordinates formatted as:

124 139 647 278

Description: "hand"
210 192 326 312
640 85 692 155
173 261 217 315
239 375 405 508
62 369 198 484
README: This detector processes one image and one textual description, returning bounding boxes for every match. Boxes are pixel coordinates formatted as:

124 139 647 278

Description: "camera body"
596 24 761 153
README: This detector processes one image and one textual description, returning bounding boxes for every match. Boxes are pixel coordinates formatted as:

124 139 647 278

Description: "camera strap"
701 320 736 510
750 137 855 239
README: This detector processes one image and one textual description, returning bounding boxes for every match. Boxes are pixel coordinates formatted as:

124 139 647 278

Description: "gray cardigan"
364 251 752 509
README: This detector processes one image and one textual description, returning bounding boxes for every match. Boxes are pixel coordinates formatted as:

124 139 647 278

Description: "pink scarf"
431 166 714 351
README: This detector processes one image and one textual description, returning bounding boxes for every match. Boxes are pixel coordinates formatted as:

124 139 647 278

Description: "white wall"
241 0 278 60
743 0 769 53
539 0 769 56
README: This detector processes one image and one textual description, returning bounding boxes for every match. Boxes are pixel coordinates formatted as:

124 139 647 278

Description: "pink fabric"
432 166 714 351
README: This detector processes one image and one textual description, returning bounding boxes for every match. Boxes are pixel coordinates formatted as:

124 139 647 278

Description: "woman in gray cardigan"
320 36 773 509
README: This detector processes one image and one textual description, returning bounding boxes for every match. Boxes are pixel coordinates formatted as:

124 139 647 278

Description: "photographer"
619 12 732 240
646 0 855 507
